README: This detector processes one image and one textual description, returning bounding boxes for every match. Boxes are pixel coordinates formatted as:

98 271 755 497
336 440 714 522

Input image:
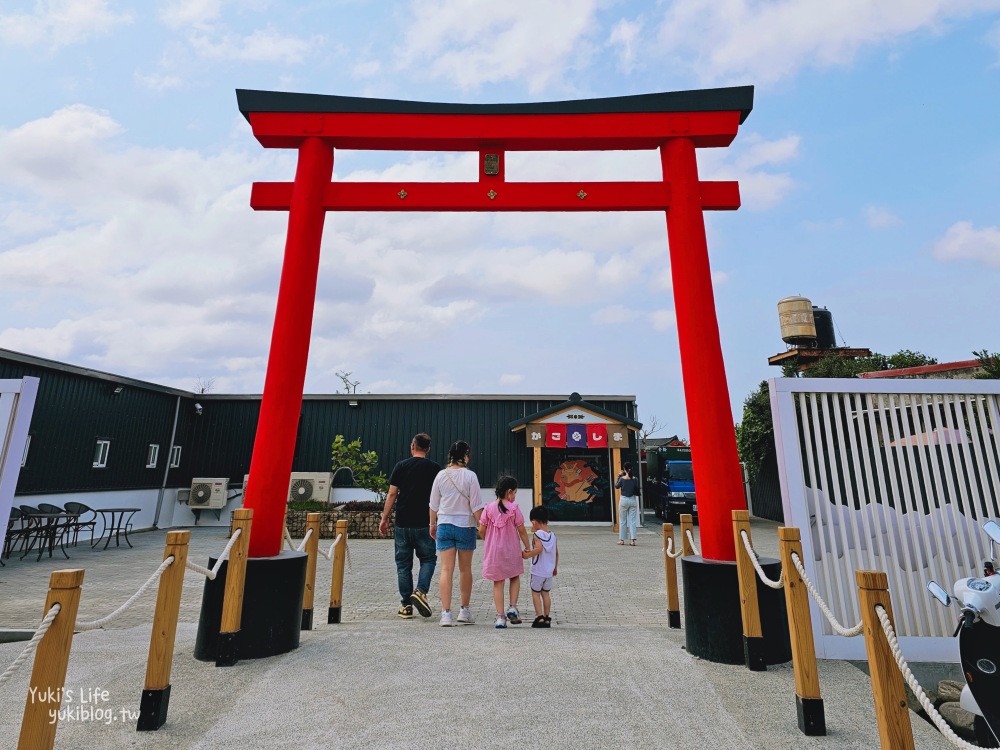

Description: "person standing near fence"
379 433 441 619
615 463 640 546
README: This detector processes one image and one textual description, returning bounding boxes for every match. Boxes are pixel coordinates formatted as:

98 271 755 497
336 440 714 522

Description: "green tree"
973 349 1000 379
800 349 937 379
735 381 773 484
330 435 388 502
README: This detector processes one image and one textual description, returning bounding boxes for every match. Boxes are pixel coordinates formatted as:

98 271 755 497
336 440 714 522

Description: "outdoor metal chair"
2 507 31 564
63 501 98 546
17 504 72 561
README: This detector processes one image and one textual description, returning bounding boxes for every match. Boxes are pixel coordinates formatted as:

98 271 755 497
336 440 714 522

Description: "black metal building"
1 349 639 505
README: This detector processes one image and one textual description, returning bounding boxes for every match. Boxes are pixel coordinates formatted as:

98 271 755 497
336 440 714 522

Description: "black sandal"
531 615 546 628
542 616 552 628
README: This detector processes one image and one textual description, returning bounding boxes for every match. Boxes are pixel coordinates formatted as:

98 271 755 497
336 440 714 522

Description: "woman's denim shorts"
436 523 477 552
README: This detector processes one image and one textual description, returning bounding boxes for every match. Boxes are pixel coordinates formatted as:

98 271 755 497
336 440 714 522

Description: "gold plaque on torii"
483 153 500 176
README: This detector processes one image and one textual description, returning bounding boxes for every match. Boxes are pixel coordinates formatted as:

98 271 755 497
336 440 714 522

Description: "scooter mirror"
927 580 951 607
983 519 1000 546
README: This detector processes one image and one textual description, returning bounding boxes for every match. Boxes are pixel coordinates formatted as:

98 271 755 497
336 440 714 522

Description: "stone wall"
285 508 393 539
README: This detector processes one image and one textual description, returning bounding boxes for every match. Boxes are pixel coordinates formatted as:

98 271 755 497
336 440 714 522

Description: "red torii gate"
237 86 753 563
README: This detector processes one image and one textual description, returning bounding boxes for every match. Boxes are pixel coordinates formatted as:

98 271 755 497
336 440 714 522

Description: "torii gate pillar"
661 137 746 561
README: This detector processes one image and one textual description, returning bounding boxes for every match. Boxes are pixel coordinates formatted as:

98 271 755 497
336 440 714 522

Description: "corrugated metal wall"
295 397 636 488
3 352 639 495
0 358 181 494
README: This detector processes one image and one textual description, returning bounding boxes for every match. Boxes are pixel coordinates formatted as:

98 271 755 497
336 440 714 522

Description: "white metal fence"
770 377 1000 661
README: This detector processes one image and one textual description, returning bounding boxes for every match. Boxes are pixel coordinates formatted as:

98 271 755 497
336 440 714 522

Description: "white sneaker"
494 615 507 629
457 607 475 625
440 610 453 627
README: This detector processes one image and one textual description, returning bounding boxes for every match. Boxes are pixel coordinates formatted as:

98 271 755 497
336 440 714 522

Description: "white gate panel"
770 377 1000 661
0 377 40 543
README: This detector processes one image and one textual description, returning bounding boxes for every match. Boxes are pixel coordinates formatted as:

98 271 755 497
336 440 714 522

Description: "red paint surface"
248 110 741 150
243 137 333 557
660 138 746 561
250 180 740 212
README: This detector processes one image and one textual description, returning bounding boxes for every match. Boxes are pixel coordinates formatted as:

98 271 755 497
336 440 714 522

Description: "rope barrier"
76 557 175 631
296 527 314 552
685 528 701 556
739 531 784 589
663 538 684 559
185 527 242 580
317 532 344 561
0 604 61 687
874 605 980 750
789 552 863 637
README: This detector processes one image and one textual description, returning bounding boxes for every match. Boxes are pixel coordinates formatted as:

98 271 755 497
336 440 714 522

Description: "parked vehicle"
645 445 697 523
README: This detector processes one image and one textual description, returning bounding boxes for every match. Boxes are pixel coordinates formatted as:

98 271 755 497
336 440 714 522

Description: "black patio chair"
2 507 31 564
16 505 46 558
63 502 98 547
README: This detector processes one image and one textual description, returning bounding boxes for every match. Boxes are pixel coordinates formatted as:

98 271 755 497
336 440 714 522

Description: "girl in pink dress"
478 476 531 628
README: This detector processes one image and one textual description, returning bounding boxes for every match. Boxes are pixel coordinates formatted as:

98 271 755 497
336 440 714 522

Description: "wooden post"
733 510 766 671
680 514 694 556
137 530 190 731
18 569 84 750
663 523 681 628
533 446 542 507
778 527 826 735
217 508 252 667
611 447 622 534
328 519 349 624
856 570 914 750
301 512 320 630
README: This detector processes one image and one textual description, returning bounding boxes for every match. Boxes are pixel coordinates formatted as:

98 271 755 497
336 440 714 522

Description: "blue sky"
1 1 999 439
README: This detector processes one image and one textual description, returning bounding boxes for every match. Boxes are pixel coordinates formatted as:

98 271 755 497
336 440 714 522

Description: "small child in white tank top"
522 505 558 628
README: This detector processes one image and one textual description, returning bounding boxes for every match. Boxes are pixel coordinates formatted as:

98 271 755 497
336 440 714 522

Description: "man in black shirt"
379 432 441 618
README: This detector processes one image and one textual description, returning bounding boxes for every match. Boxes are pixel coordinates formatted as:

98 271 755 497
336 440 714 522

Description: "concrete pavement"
0 518 948 749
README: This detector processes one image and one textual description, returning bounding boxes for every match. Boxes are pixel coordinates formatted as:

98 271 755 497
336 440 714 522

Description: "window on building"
169 445 182 468
146 444 159 469
21 435 31 467
93 439 110 468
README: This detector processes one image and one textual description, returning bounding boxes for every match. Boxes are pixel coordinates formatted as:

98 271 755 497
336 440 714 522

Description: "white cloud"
396 0 600 92
989 19 1000 56
499 373 524 386
0 0 132 49
158 0 223 29
352 59 381 78
591 305 638 325
188 28 320 64
655 0 1000 85
421 381 456 394
865 205 902 229
134 71 184 92
649 309 677 331
699 133 800 211
608 18 642 74
932 221 1000 267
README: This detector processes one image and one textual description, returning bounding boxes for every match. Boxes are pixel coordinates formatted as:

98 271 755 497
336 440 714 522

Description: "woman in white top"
429 440 486 626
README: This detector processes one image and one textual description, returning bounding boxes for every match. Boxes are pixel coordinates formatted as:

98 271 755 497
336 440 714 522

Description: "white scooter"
928 519 1000 747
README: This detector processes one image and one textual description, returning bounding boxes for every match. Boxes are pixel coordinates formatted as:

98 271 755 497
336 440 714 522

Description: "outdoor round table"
91 507 140 549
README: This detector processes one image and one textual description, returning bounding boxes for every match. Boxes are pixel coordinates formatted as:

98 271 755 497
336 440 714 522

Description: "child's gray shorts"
530 574 553 592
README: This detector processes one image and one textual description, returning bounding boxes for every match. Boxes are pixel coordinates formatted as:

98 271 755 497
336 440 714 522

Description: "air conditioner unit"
288 472 333 503
188 478 229 509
